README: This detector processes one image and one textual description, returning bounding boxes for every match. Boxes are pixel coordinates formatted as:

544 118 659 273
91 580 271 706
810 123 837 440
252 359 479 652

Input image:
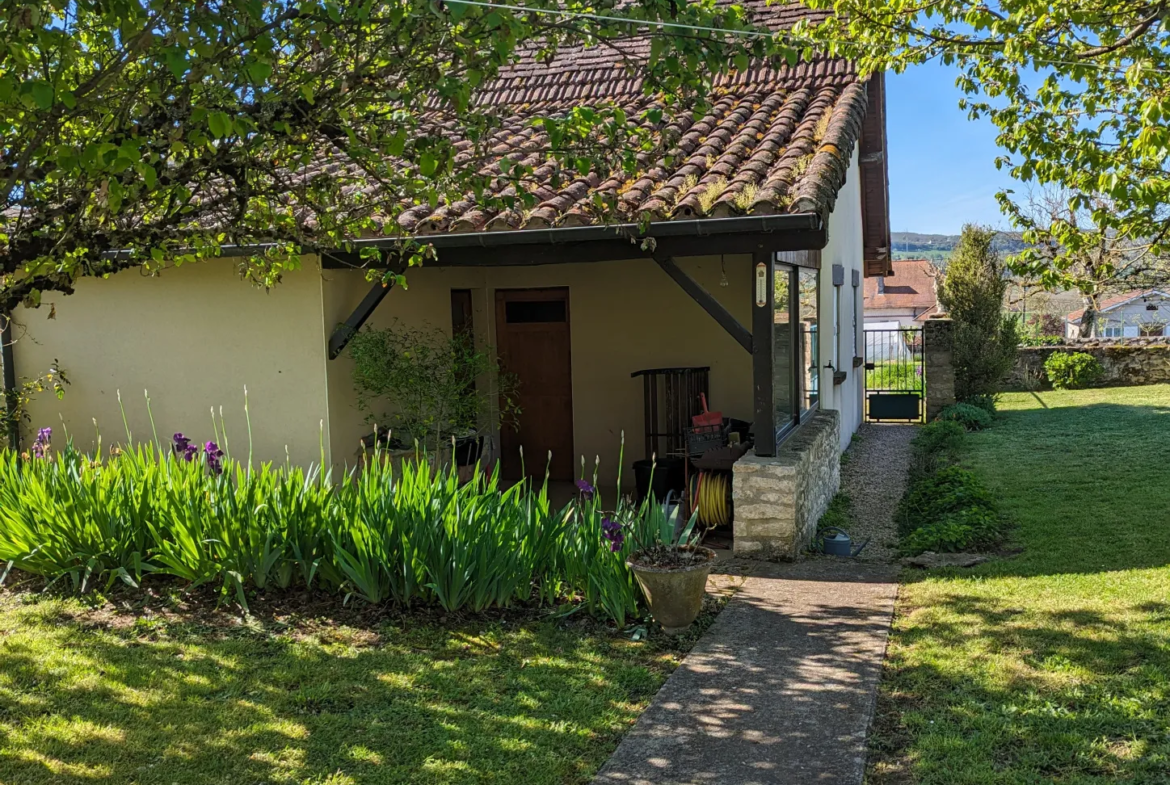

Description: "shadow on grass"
869 589 1170 784
0 595 712 785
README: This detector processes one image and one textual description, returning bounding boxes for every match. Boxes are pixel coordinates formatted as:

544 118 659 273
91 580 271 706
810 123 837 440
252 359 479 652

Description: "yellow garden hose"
691 471 731 528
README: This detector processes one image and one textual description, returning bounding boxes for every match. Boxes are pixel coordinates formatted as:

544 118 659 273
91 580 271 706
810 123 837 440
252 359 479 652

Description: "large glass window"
799 268 819 414
773 263 794 439
770 258 820 449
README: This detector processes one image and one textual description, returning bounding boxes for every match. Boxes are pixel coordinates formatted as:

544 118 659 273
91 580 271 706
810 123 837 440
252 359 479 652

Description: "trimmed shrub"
1044 351 1103 390
938 402 994 431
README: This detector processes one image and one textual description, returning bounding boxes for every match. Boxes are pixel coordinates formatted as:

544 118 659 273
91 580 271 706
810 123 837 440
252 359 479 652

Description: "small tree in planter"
348 322 518 461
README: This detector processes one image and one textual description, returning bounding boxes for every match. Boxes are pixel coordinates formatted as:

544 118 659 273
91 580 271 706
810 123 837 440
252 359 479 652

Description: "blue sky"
886 61 1017 236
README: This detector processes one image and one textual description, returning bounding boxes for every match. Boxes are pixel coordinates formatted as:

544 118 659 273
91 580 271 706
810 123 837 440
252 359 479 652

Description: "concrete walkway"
595 561 898 785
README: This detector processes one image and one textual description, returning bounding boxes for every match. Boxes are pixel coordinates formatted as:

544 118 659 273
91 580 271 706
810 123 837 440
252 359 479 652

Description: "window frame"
770 254 820 451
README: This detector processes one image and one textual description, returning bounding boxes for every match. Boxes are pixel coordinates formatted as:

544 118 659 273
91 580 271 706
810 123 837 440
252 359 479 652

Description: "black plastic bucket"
633 457 686 502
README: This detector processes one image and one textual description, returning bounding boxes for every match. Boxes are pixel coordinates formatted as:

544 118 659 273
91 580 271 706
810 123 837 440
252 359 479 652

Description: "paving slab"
595 561 898 785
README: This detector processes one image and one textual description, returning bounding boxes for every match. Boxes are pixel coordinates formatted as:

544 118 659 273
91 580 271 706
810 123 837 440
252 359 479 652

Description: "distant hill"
891 231 1027 263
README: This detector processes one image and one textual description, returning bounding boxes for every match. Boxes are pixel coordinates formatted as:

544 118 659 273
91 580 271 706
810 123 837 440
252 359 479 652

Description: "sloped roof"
1067 290 1170 323
863 259 938 312
380 1 870 236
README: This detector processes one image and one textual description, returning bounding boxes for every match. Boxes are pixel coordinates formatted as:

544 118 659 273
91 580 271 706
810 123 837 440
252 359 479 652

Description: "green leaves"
2 0 783 311
806 0 1170 275
207 111 233 139
0 440 668 623
28 80 53 109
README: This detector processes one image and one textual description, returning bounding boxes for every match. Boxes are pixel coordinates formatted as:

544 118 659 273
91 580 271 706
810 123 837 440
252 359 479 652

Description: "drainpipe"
1 312 17 451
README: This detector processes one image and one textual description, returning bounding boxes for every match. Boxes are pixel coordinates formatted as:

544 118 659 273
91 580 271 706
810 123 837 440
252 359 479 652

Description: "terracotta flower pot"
627 545 716 634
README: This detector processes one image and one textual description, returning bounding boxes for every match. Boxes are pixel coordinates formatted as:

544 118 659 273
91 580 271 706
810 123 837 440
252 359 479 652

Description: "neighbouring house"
1066 290 1170 338
10 1 892 559
862 258 939 329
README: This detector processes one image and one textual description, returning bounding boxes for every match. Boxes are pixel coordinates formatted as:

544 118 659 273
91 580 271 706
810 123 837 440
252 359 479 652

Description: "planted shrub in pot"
626 501 714 634
347 322 518 463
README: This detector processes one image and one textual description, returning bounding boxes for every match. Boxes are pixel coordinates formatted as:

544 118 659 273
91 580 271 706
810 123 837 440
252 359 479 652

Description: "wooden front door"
495 288 573 481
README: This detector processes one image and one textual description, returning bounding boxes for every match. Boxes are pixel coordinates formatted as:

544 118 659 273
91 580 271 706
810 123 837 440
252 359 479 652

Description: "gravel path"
839 423 918 563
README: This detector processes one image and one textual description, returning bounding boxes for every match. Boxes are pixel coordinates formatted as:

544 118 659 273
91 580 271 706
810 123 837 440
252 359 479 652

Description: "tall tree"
1006 188 1170 338
0 0 788 311
937 225 1019 400
800 1 1170 276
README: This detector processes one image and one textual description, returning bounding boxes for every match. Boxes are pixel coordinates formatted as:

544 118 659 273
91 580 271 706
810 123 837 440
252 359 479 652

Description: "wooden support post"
752 251 776 456
327 280 396 360
653 255 752 353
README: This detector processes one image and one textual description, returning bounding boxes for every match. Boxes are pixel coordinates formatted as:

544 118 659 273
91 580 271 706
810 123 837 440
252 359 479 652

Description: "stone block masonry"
924 317 955 421
1009 340 1170 390
732 410 840 559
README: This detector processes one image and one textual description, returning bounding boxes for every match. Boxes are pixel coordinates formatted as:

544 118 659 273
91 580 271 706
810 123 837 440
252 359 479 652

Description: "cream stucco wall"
816 146 866 452
12 259 332 467
323 256 754 487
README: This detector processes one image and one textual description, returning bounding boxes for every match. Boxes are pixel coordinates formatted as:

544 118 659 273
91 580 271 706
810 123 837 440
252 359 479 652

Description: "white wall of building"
817 146 866 452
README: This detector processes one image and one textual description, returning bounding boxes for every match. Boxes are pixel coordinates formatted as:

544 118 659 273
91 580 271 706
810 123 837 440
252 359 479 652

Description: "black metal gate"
864 328 924 422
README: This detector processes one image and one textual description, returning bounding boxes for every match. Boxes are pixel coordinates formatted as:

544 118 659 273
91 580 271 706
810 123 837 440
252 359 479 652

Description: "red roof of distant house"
863 259 939 315
1067 290 1170 323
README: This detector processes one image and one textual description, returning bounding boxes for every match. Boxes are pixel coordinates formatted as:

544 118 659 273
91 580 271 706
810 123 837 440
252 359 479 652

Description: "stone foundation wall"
732 409 840 560
1009 340 1170 390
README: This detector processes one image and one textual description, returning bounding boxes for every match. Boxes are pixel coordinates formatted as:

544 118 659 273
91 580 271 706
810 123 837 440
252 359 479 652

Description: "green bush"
1019 334 1063 347
0 440 678 625
896 466 995 534
938 402 994 431
965 394 998 415
1044 351 1104 390
901 506 1008 555
896 465 1006 555
907 420 966 483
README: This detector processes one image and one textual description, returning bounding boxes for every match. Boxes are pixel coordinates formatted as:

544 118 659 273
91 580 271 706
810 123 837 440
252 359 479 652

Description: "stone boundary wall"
732 409 840 560
1009 340 1170 390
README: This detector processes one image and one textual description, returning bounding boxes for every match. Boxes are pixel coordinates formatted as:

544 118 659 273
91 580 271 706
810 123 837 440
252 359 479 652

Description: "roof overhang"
319 212 825 269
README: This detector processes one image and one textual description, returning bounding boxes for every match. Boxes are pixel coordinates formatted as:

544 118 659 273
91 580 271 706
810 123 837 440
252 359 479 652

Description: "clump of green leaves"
897 466 1006 555
347 323 517 455
1044 351 1104 390
937 225 1020 401
938 402 993 431
0 441 676 625
907 420 966 484
896 417 1008 556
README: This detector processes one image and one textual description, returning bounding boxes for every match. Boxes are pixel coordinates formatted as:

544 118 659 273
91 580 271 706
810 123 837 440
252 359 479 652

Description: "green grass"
870 385 1170 784
866 360 924 391
0 589 722 784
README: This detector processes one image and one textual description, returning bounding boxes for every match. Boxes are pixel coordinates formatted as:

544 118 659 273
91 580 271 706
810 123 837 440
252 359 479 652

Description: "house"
862 258 939 329
9 1 892 559
1066 291 1170 338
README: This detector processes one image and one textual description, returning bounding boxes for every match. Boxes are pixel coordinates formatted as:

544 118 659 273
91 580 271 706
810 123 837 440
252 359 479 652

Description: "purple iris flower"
172 433 196 461
575 479 595 500
30 427 51 459
204 441 224 475
601 517 625 552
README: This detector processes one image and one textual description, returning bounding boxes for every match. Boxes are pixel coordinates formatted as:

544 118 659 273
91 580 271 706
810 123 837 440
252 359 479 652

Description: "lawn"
870 385 1170 784
0 588 721 785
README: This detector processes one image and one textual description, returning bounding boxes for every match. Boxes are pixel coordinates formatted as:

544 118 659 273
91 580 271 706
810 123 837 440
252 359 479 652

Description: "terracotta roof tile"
347 1 871 237
863 259 939 311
